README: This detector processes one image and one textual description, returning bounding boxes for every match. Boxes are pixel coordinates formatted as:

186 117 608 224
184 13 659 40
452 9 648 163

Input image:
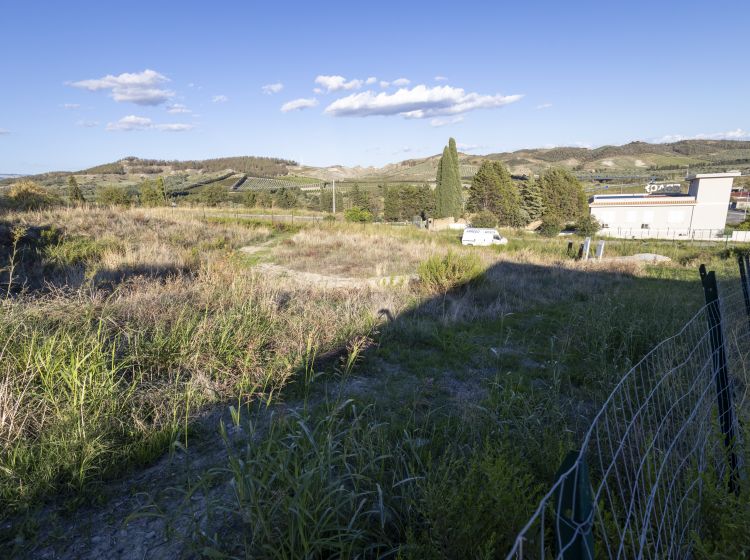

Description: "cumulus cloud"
280 98 319 112
62 103 80 109
212 94 229 103
314 75 363 92
365 77 377 85
392 78 410 87
75 120 99 128
262 82 284 95
106 115 193 132
434 76 448 82
536 103 552 109
167 103 191 114
70 69 174 106
324 85 522 119
379 81 390 88
430 115 464 127
655 128 750 143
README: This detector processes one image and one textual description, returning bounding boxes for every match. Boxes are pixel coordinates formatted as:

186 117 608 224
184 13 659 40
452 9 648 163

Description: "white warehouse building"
589 171 741 239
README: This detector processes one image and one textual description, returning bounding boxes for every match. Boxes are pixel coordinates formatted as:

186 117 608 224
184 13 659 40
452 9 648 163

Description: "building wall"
590 203 695 235
689 175 736 231
589 172 740 239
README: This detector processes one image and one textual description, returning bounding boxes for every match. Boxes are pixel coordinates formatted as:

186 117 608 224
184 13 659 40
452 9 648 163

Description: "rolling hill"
2 140 748 194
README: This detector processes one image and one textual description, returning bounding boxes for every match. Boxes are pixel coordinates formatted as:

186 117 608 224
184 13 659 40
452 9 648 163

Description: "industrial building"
589 171 741 239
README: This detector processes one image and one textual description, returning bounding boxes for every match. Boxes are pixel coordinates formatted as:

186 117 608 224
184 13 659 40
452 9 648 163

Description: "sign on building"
645 183 681 194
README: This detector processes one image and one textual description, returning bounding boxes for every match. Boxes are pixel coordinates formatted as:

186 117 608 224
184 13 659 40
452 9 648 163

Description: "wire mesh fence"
506 257 750 559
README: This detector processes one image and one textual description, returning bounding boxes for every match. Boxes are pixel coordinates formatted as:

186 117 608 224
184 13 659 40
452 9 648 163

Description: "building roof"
590 194 696 207
685 171 741 180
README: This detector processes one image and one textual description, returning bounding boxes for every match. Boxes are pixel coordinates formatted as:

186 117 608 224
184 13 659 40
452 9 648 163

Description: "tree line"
3 139 593 235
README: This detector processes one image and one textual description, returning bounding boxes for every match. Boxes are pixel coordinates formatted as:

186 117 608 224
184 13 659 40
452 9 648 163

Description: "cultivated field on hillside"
1 207 748 558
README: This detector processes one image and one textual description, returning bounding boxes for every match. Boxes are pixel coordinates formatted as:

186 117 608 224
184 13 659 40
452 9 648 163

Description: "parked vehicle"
461 228 508 246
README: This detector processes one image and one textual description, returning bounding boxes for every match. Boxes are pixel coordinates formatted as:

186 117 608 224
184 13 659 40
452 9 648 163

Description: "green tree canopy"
67 176 85 205
538 168 587 222
466 161 526 226
519 174 544 221
199 183 228 207
139 179 166 207
435 139 463 218
97 186 131 207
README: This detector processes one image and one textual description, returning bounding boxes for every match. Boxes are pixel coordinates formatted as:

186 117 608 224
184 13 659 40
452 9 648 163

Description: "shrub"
574 214 600 237
344 206 373 223
471 209 497 228
418 251 484 293
539 215 563 237
4 181 58 210
96 186 132 206
735 218 750 231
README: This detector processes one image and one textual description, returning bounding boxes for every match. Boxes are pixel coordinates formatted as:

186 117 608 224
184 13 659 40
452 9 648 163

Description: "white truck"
461 228 508 246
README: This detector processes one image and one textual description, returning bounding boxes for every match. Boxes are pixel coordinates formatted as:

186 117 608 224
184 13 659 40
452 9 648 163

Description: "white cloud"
280 98 319 112
430 115 464 127
106 115 193 132
313 87 323 94
392 78 411 87
365 76 377 85
262 82 284 95
106 115 153 131
379 81 390 88
655 128 750 143
75 120 99 128
314 75 363 92
324 85 523 119
70 69 174 106
157 123 194 132
62 103 80 109
536 103 553 110
434 76 448 82
167 103 191 114
212 94 229 103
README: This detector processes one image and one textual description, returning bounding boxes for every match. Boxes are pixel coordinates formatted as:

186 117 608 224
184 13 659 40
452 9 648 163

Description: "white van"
461 228 508 246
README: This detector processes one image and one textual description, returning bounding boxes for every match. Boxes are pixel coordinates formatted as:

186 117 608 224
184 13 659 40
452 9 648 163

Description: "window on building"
641 224 650 229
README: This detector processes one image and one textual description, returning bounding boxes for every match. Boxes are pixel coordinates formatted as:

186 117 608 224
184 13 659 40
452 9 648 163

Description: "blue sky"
1 0 748 174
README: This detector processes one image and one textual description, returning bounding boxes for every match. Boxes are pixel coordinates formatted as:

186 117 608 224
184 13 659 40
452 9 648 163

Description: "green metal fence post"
554 451 594 559
699 264 740 495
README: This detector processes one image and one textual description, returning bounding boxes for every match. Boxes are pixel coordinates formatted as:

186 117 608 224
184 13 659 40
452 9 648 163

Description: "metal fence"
506 255 750 559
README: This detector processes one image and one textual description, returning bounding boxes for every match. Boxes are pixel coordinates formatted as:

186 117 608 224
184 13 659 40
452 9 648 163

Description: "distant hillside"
292 139 750 183
0 155 298 189
3 140 748 191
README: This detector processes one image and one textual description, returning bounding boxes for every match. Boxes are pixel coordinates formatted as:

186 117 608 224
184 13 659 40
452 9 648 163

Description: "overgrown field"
1 207 747 558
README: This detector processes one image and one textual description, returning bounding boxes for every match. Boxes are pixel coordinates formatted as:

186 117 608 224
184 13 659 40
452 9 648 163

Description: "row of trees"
466 160 588 230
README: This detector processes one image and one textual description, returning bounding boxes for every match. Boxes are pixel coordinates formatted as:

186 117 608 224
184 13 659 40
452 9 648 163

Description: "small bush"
539 215 563 237
418 251 484 293
96 186 132 206
4 181 59 210
44 236 118 267
574 214 600 237
344 206 373 223
471 210 497 228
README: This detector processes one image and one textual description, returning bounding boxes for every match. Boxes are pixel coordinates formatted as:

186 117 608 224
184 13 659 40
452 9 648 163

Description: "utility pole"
332 180 336 213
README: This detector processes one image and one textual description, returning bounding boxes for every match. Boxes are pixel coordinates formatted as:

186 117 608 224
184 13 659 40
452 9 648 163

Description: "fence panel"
506 268 750 559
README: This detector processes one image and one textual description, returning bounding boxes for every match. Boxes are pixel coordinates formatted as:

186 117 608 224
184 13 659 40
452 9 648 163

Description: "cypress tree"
383 185 401 221
435 139 463 218
67 175 85 204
